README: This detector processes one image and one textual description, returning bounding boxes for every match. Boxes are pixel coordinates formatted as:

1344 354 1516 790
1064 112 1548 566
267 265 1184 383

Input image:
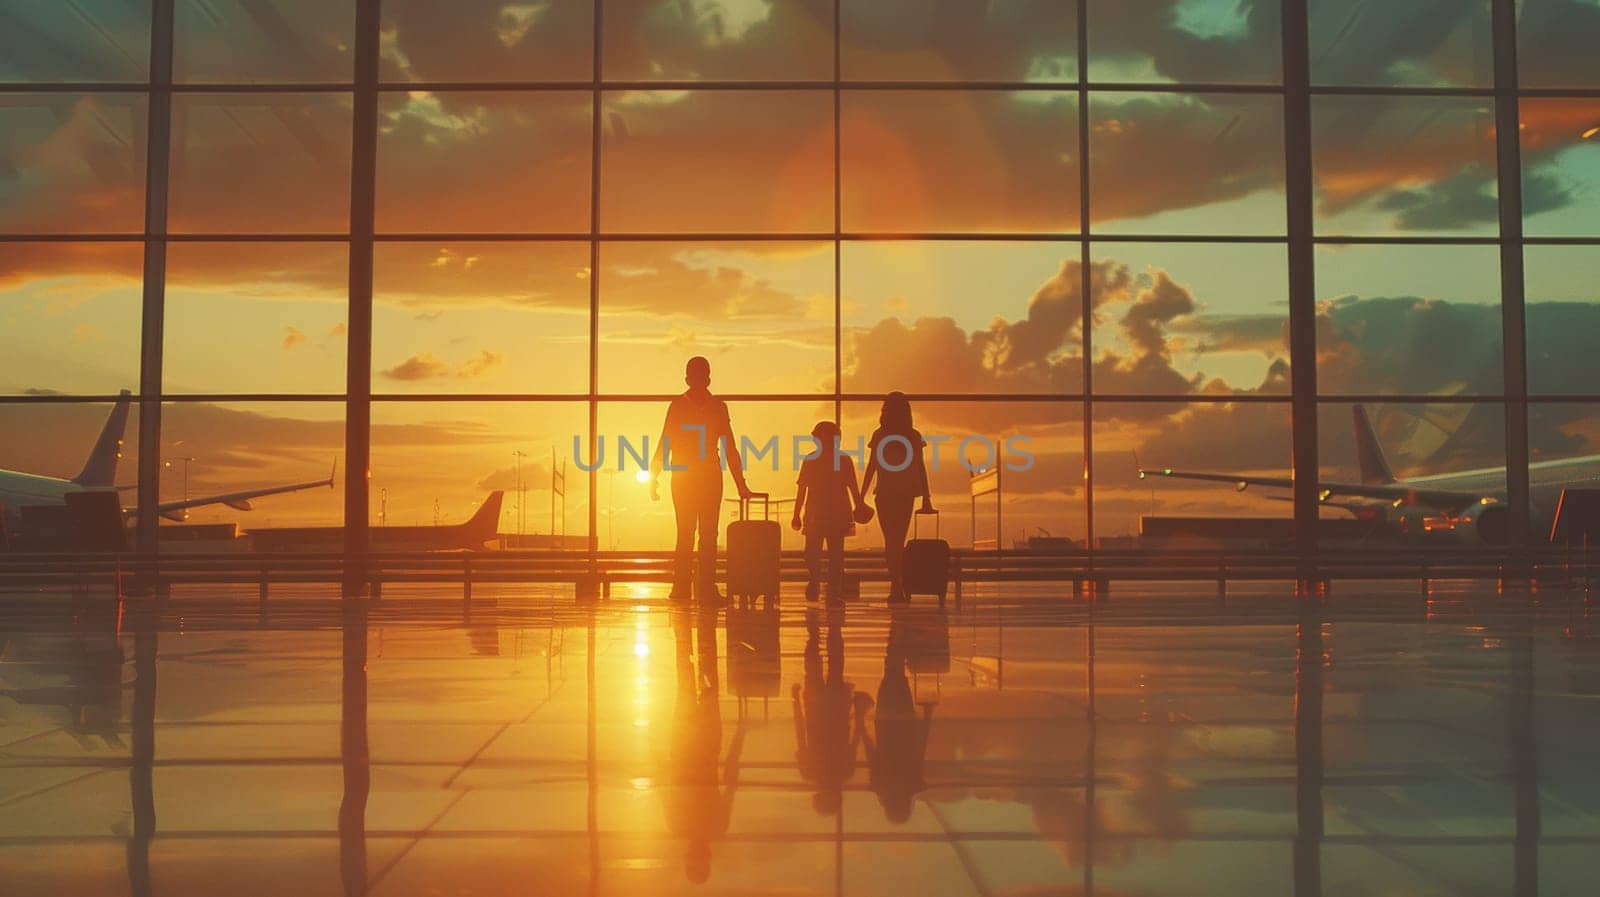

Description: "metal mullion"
1078 0 1094 559
342 0 380 593
833 0 842 423
135 0 175 556
1282 0 1321 585
588 0 603 560
1493 0 1532 552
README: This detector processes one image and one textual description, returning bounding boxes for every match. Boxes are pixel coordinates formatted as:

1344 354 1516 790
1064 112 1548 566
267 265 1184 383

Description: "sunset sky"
2 0 1598 544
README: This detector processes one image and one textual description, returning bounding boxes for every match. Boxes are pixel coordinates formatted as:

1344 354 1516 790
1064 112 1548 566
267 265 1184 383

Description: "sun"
634 469 651 484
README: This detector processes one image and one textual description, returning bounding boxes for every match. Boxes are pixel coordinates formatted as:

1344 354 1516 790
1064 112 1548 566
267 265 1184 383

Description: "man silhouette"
650 356 753 601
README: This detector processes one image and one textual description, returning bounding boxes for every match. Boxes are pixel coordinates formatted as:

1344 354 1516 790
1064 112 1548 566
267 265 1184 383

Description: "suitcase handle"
914 507 939 539
725 492 792 521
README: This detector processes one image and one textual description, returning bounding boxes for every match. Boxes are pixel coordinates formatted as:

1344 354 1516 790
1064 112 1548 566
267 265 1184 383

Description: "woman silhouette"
860 392 935 603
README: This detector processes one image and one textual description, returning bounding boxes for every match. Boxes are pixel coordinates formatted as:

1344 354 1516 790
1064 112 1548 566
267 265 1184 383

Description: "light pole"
513 450 528 544
163 455 196 520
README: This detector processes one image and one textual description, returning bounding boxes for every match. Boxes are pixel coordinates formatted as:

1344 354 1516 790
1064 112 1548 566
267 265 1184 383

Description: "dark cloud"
1377 169 1499 231
1517 0 1600 87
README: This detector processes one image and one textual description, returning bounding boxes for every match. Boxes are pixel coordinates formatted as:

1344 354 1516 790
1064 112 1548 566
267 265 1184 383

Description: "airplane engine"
1452 501 1510 545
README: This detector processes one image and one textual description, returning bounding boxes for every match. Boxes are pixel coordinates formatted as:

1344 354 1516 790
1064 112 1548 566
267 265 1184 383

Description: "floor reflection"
0 584 1596 896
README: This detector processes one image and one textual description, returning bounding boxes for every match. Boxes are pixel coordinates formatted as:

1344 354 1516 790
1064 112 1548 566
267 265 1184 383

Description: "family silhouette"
648 358 938 605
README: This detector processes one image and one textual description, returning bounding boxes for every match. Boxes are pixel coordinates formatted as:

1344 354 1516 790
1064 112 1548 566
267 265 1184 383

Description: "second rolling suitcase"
727 493 781 601
902 509 950 603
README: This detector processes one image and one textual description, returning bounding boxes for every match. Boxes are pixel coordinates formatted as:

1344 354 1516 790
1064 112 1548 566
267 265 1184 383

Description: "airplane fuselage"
0 469 109 532
1381 453 1600 540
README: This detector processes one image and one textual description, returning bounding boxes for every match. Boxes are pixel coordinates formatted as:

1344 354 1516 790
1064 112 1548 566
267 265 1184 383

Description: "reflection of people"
663 607 745 884
864 618 933 823
791 420 864 604
860 392 935 602
650 356 754 601
792 607 871 815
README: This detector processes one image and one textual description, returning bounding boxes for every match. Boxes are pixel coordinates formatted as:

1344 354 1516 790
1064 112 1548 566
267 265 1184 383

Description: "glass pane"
1093 401 1291 547
599 90 833 233
164 243 349 394
381 0 594 83
605 0 832 81
0 400 141 549
1529 403 1600 540
374 242 591 395
1309 0 1491 87
0 94 147 234
1526 246 1600 395
597 242 834 394
169 93 353 234
841 0 1077 82
0 1 150 82
174 0 354 83
1312 95 1496 236
841 241 1084 395
371 401 591 546
841 91 1079 233
160 401 344 534
0 243 142 395
1089 0 1281 84
1318 401 1507 546
1089 92 1285 235
375 91 592 233
1518 0 1600 88
599 400 827 551
1521 97 1600 237
840 399 1085 550
1091 243 1289 396
1315 244 1501 396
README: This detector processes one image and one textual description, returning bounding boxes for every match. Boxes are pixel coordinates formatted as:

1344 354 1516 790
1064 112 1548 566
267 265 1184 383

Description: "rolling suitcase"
902 509 950 603
727 493 781 601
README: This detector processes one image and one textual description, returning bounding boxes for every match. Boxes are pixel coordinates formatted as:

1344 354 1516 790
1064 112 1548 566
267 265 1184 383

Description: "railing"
0 546 1592 601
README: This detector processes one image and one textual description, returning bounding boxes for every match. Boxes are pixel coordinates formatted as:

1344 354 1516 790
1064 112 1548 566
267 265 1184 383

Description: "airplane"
0 390 335 538
1138 405 1600 545
245 490 505 552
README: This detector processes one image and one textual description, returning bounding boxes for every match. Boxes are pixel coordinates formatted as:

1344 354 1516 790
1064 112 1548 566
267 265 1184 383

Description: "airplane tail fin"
1352 404 1395 485
73 390 132 487
466 491 504 538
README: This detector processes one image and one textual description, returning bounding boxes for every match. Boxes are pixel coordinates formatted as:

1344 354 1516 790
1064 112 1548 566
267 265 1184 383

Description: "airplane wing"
1137 467 1484 512
138 464 337 522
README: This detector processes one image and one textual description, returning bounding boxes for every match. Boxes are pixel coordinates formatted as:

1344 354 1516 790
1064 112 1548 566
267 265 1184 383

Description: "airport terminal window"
1313 243 1503 397
375 91 594 234
841 240 1085 396
1525 246 1600 396
5 0 1600 552
1088 0 1282 85
598 89 834 233
596 241 835 395
1089 242 1290 396
168 93 355 234
1087 92 1286 235
0 94 148 234
174 0 355 84
380 0 594 83
603 0 834 82
1308 0 1491 88
0 2 151 82
840 0 1077 83
1092 401 1291 544
1519 97 1600 238
163 242 350 395
840 90 1081 234
373 241 592 395
0 242 143 396
1311 95 1498 237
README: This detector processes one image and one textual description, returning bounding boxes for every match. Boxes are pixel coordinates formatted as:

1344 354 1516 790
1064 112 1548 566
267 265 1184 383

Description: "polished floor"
1 582 1597 896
